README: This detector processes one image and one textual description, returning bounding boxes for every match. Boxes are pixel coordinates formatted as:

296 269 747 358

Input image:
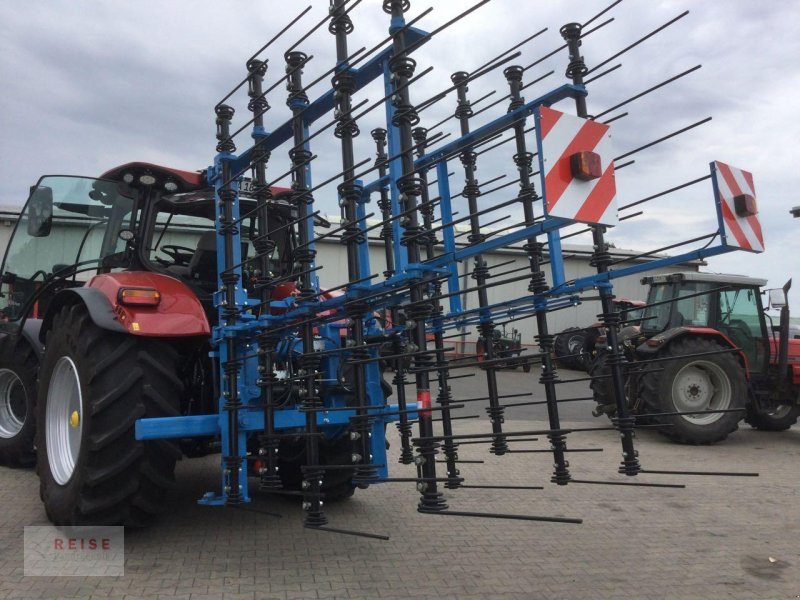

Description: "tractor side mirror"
768 288 786 309
26 185 53 238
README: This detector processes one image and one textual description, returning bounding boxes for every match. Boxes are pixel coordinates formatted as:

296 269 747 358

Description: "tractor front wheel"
639 337 745 444
0 336 38 468
36 305 182 526
744 394 799 431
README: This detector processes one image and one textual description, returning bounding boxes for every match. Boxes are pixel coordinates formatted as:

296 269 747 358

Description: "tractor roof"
98 162 291 198
641 271 768 287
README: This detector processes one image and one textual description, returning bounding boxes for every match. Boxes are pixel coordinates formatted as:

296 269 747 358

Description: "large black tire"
639 337 746 444
554 327 588 370
744 394 799 431
0 336 38 468
36 305 182 526
278 435 356 502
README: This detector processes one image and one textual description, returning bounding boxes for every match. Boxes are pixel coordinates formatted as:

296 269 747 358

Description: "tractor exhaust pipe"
777 279 792 386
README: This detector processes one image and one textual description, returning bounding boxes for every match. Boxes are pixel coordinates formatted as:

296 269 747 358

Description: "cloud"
0 0 797 304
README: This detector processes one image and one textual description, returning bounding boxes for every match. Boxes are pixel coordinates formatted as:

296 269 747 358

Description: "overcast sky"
0 0 798 306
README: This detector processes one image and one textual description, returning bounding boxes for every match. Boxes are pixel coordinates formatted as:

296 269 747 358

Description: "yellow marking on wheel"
69 410 80 429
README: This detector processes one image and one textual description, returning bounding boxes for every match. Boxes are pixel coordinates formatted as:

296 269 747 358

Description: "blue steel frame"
134 14 759 506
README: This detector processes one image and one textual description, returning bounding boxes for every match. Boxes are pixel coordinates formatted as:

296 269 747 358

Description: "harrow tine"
586 10 690 75
614 117 712 162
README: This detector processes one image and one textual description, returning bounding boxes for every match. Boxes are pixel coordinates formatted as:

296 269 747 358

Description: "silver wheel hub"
45 357 83 485
671 360 731 425
0 368 26 438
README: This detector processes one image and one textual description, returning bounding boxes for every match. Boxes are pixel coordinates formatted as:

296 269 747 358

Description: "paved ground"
1 366 799 599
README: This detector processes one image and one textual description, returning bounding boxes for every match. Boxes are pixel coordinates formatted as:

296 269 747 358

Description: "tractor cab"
640 272 770 375
0 162 323 332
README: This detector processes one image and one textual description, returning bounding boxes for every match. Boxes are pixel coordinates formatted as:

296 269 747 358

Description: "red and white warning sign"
711 161 764 253
534 106 617 226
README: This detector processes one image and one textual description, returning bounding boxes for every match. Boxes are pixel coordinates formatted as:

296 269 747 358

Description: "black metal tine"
447 373 476 380
418 509 582 524
584 63 622 85
618 210 642 222
454 392 533 404
432 414 480 422
519 69 556 92
286 0 361 57
475 124 535 155
402 0 493 57
506 448 603 454
582 0 623 28
570 480 686 489
459 485 544 490
457 437 539 445
593 65 702 120
613 159 635 170
472 28 548 76
501 396 596 409
618 174 712 211
614 117 712 162
634 348 743 367
639 470 759 477
230 207 321 244
608 233 717 266
472 72 553 120
586 10 690 75
306 525 390 541
632 408 745 420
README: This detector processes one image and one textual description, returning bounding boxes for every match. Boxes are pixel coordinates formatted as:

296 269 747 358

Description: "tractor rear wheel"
36 305 182 526
0 336 38 468
639 337 745 444
744 395 799 431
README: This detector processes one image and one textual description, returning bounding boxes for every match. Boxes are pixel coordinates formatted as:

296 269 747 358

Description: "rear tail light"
118 287 161 306
570 151 603 180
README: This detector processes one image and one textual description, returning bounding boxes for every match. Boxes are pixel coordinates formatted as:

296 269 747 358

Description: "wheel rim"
764 405 792 419
566 335 584 355
671 360 731 425
46 357 83 485
0 368 26 438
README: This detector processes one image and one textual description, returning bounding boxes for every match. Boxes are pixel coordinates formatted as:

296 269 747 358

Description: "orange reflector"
570 151 603 181
118 287 161 306
733 193 757 217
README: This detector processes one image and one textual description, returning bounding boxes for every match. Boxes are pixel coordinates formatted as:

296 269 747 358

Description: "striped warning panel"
534 106 617 226
711 161 764 253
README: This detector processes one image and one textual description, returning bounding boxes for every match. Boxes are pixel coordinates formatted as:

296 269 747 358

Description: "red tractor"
590 272 799 444
0 163 340 524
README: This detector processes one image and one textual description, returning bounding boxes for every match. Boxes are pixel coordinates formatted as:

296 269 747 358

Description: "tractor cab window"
148 195 294 294
718 287 766 371
642 281 713 334
0 176 134 323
